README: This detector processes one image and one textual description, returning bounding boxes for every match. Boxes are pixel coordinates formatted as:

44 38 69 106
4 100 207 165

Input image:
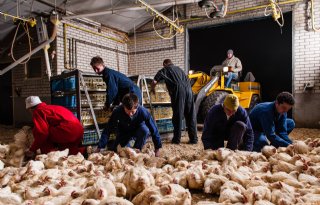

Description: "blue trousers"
253 118 295 152
225 73 238 88
113 122 149 151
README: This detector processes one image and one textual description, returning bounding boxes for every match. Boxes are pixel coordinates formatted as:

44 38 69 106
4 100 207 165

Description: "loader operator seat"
230 70 242 82
243 72 255 82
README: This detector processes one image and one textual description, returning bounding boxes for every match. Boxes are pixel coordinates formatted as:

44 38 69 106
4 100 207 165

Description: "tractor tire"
200 91 229 122
247 94 260 114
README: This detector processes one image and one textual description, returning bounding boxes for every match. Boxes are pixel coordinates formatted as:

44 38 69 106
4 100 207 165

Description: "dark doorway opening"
189 12 292 102
0 64 13 125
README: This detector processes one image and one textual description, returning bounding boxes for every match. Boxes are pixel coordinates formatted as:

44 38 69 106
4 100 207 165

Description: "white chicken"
261 145 277 158
298 173 320 186
131 186 161 205
175 160 189 171
114 182 127 197
244 186 271 203
0 186 23 205
154 172 173 186
99 196 133 205
122 167 155 198
203 174 228 194
186 166 205 189
218 188 246 203
293 140 310 154
216 148 232 162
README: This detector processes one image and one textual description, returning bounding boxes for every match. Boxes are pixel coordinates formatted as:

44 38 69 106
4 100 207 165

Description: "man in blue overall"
97 93 162 157
250 92 295 152
90 56 142 109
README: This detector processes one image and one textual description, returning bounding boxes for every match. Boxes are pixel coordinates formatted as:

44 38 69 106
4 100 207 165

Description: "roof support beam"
62 0 200 20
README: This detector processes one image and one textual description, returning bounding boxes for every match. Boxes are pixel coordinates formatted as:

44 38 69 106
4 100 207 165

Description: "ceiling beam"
62 0 200 20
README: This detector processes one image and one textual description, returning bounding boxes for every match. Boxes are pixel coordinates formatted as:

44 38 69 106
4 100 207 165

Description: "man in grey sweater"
222 49 242 88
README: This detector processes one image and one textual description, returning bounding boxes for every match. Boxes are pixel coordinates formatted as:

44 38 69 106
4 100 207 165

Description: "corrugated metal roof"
0 0 197 42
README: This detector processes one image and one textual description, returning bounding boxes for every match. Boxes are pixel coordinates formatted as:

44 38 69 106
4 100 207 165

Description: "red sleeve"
30 109 49 152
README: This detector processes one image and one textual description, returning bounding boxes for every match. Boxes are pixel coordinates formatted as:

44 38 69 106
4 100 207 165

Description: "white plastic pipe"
43 47 51 79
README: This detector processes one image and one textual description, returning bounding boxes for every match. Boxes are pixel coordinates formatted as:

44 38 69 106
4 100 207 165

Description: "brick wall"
293 1 320 127
56 20 129 74
128 0 320 128
128 32 185 76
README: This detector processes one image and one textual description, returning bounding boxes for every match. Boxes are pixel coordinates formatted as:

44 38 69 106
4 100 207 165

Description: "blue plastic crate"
51 79 64 92
64 76 76 91
51 96 76 108
82 129 101 145
65 95 77 107
156 119 174 133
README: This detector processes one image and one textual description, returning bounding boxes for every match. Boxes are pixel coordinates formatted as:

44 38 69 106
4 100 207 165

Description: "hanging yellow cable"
10 22 33 64
136 0 184 34
64 23 126 43
0 11 36 27
265 0 284 27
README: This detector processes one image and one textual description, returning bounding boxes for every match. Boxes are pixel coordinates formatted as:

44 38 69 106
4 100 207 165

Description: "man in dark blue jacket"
98 93 162 156
202 94 254 151
249 92 295 152
90 56 142 108
151 59 197 145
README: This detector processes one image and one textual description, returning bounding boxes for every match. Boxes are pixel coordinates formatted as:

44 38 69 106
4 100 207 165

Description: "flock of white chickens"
0 127 319 205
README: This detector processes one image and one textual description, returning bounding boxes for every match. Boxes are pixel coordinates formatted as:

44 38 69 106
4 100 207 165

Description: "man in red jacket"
25 96 85 156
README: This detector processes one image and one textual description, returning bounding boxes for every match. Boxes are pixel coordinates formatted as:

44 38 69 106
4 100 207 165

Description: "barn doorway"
189 12 292 102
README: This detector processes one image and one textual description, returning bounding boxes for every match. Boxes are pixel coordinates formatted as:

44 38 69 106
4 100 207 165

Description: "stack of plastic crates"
150 107 173 120
81 109 110 126
82 77 106 90
51 76 77 108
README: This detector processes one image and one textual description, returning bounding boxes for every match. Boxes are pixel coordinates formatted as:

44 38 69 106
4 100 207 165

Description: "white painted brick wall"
56 20 129 75
293 2 320 93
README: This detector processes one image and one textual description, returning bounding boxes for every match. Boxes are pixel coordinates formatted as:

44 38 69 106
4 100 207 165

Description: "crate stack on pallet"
50 70 111 146
143 82 174 133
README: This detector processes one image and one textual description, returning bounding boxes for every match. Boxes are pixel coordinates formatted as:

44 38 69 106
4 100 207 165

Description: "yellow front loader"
189 66 261 121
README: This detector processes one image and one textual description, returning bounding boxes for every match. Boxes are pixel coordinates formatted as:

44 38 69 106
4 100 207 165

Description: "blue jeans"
253 118 295 152
225 72 238 88
113 122 150 151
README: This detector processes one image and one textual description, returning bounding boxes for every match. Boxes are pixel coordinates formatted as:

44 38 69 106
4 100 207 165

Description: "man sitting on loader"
221 49 242 88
